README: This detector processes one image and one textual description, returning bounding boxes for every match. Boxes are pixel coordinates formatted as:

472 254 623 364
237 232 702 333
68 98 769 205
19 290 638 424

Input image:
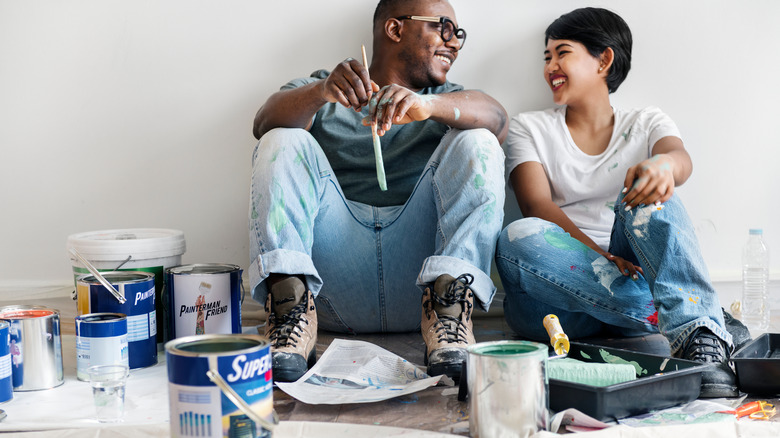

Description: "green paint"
543 231 590 253
269 181 288 234
598 349 648 375
470 341 547 358
474 174 485 189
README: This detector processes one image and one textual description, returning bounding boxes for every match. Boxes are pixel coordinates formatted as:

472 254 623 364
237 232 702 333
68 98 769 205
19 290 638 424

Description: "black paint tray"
732 333 780 395
548 342 707 421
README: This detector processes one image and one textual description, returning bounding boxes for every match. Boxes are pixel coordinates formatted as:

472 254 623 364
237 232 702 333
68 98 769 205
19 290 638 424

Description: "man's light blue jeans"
495 194 732 354
249 127 505 333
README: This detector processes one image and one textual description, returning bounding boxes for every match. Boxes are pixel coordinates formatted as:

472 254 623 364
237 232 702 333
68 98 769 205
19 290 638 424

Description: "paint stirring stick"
361 44 388 191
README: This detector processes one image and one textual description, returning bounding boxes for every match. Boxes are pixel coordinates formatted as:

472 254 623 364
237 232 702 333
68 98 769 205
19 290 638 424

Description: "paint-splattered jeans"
249 127 505 333
495 194 732 354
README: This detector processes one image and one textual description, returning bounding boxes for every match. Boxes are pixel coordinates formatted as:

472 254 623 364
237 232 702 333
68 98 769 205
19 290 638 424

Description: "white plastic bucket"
67 228 186 343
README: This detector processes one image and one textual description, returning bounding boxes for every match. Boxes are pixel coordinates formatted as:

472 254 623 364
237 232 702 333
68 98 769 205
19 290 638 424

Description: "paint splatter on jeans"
248 127 505 333
496 193 732 353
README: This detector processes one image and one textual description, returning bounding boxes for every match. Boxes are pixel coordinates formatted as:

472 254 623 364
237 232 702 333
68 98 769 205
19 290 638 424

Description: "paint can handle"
69 248 127 304
206 368 279 431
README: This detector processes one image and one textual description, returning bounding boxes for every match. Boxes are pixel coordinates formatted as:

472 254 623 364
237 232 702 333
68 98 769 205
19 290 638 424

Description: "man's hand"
361 84 435 135
319 58 377 112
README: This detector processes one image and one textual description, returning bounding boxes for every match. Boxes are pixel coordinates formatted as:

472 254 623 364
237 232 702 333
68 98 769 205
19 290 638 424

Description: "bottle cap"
749 229 763 235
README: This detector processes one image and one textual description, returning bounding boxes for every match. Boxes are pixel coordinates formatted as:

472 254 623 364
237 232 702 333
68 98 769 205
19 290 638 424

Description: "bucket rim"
67 228 186 261
0 305 60 319
165 334 269 357
467 340 548 358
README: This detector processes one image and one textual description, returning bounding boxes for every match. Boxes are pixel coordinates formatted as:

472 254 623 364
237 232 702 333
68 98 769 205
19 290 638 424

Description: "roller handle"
543 314 570 356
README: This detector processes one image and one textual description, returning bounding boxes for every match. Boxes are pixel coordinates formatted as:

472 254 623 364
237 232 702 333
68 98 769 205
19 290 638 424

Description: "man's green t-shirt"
282 69 464 207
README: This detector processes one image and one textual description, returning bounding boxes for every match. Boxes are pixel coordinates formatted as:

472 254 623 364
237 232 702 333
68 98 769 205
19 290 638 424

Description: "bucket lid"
67 228 186 261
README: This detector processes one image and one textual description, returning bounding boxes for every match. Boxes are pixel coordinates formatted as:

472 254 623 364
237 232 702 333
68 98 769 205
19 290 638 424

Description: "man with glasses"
249 0 508 383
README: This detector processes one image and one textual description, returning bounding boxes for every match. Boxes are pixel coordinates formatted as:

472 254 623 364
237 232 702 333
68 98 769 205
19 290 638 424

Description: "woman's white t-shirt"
504 106 681 250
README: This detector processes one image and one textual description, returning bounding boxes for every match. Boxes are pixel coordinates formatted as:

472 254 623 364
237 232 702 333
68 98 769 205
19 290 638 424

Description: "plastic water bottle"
742 229 770 333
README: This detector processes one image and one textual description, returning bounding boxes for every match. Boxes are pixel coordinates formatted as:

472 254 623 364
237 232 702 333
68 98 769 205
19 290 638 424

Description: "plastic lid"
749 229 763 235
67 228 186 261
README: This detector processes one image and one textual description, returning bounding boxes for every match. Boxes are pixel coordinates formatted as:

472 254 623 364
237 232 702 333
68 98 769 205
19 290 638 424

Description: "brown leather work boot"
263 276 317 382
421 273 475 382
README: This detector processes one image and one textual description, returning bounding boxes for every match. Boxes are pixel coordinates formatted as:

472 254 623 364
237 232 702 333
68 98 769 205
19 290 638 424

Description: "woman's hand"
601 251 643 280
621 154 676 210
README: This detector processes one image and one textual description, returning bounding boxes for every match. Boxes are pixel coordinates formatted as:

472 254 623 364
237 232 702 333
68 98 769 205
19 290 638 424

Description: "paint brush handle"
361 44 388 191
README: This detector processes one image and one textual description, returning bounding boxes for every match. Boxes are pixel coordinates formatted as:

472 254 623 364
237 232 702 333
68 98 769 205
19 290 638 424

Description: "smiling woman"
497 7 744 399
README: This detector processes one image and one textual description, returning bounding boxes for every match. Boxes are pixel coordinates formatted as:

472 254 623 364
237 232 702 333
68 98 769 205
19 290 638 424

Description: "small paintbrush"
361 44 388 191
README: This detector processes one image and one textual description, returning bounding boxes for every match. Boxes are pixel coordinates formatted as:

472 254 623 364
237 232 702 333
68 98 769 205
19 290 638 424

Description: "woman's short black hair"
545 7 632 93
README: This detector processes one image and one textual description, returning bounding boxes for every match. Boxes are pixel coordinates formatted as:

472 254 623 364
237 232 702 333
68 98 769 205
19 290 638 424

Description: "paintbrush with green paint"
361 44 388 191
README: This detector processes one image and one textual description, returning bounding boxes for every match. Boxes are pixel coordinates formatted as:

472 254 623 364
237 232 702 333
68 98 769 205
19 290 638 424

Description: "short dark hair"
545 7 632 93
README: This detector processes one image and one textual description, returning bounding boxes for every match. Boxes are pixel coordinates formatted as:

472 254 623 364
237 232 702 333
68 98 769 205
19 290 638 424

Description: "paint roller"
543 314 637 387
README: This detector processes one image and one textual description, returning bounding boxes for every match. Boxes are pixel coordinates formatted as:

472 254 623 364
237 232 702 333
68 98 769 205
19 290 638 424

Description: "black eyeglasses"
395 15 467 48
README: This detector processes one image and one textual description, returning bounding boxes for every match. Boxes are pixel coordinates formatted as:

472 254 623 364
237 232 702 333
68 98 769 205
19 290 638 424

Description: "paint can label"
75 313 129 381
166 265 242 340
76 272 158 369
0 321 12 403
166 335 272 438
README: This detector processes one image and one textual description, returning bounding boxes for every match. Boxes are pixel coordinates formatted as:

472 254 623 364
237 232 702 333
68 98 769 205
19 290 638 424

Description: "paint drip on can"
76 271 157 369
75 313 129 381
165 264 243 340
165 334 274 438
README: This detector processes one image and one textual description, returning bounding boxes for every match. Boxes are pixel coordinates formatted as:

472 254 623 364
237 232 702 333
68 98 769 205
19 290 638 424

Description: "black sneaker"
675 327 738 398
722 308 752 352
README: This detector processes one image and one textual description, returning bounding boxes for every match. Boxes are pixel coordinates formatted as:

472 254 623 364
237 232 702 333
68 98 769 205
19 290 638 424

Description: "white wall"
2 0 778 290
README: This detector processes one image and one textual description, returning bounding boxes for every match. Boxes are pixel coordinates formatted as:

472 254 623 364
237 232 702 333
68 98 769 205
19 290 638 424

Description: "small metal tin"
0 305 64 391
165 334 273 438
165 264 243 340
75 313 129 381
76 271 157 369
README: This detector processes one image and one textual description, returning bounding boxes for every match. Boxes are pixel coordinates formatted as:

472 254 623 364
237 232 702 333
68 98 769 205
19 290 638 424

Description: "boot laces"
679 328 725 364
269 294 309 348
428 274 474 344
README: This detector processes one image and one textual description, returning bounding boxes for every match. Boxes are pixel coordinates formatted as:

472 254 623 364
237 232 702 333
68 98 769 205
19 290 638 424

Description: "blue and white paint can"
165 334 273 438
165 264 242 340
76 271 157 369
75 313 129 381
0 320 12 403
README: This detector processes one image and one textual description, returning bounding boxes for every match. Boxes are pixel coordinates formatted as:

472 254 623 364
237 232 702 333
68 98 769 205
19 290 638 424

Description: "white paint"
1 1 779 286
591 257 621 296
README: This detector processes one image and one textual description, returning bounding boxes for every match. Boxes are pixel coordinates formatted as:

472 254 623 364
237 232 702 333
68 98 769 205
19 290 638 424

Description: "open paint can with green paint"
466 340 548 438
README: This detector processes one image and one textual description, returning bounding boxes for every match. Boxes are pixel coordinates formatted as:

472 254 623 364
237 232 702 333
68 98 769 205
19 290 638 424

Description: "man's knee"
252 127 316 164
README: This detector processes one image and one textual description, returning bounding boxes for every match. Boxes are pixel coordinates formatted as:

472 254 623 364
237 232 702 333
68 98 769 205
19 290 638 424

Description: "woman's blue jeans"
495 194 732 354
249 127 505 334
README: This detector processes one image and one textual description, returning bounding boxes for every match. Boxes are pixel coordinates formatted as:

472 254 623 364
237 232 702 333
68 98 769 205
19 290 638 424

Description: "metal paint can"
76 271 157 369
165 264 243 340
165 334 273 438
0 320 13 402
75 313 129 381
466 340 548 438
0 305 64 391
